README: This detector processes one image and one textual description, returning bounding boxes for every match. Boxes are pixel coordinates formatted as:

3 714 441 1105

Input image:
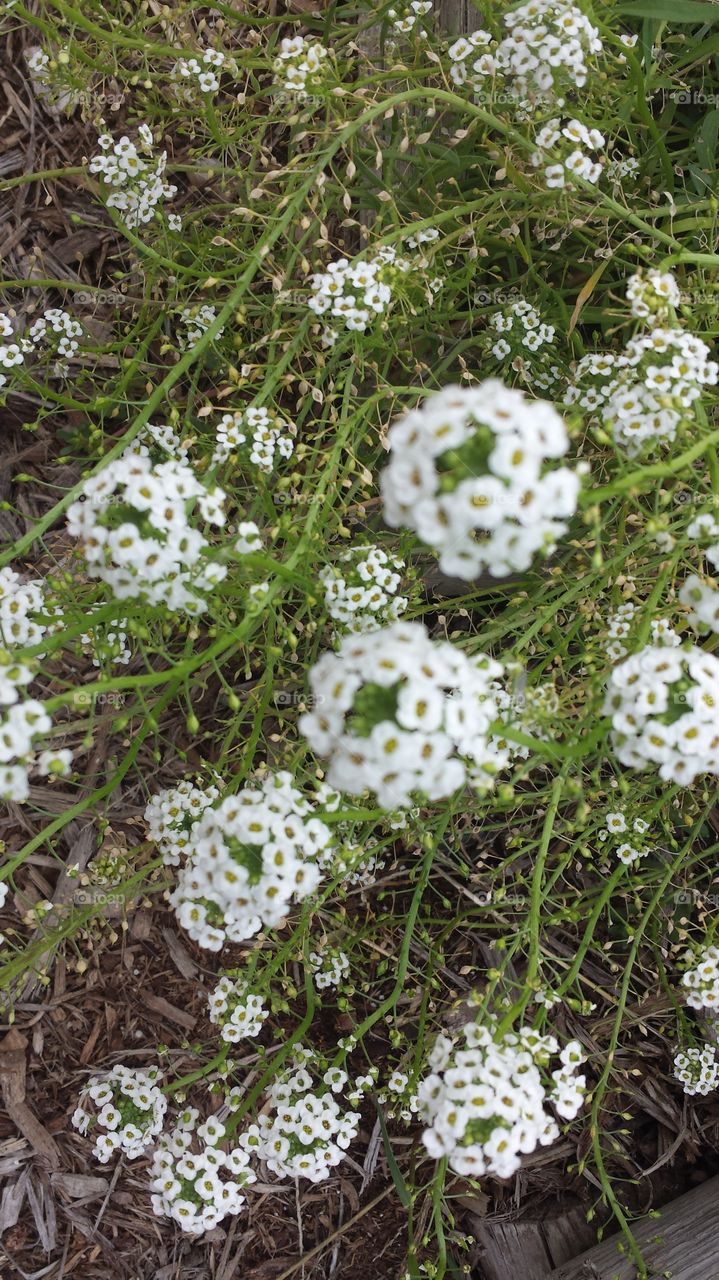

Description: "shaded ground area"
3 809 719 1279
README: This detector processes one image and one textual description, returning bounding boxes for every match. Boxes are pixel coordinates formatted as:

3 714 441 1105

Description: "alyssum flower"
309 945 351 991
0 307 83 392
419 1018 587 1178
172 46 236 98
531 117 605 190
149 1108 255 1235
688 511 719 572
208 974 268 1043
300 620 511 809
681 943 719 1012
177 303 224 352
66 453 228 614
272 35 331 102
320 544 408 634
388 2 432 38
604 643 719 786
380 381 580 581
72 1063 166 1163
88 127 177 230
673 1044 719 1097
167 771 334 950
238 1045 364 1183
446 1 603 103
145 778 222 866
0 566 52 649
307 234 440 346
679 575 719 636
213 405 295 472
566 272 718 456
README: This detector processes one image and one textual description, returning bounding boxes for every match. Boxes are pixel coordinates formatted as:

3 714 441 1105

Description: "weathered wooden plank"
474 1219 553 1280
546 1175 719 1280
470 1203 599 1280
438 0 487 35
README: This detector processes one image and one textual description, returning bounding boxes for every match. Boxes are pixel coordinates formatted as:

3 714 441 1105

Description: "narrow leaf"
375 1103 412 1208
619 0 719 23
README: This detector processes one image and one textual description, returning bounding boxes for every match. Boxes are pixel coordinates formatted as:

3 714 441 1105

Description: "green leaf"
619 0 719 22
376 1104 412 1208
696 107 719 172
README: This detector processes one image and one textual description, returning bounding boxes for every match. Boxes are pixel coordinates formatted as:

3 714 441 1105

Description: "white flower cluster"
569 329 718 454
606 601 637 662
318 838 388 889
604 644 719 786
239 1047 363 1183
300 620 509 808
308 249 403 341
25 308 83 374
446 29 500 92
178 304 223 351
88 127 177 230
689 512 719 572
308 237 439 345
419 1019 587 1178
0 308 83 391
566 309 718 455
380 382 580 581
447 2 602 102
0 567 49 649
486 299 555 362
173 48 233 96
680 575 719 635
531 118 605 190
0 313 22 392
650 617 681 647
484 298 560 387
145 778 221 865
66 453 228 614
71 1064 166 1163
626 269 681 322
681 944 719 1011
169 771 334 950
673 1045 719 1096
320 545 408 633
80 620 131 667
377 1069 420 1124
213 405 295 472
500 1 603 97
0 567 62 803
125 422 188 462
309 945 350 991
388 1 432 36
490 677 557 763
273 36 331 101
0 688 53 802
605 601 680 662
607 155 640 183
598 810 650 867
149 1111 255 1235
208 975 268 1043
24 46 77 113
27 308 82 357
